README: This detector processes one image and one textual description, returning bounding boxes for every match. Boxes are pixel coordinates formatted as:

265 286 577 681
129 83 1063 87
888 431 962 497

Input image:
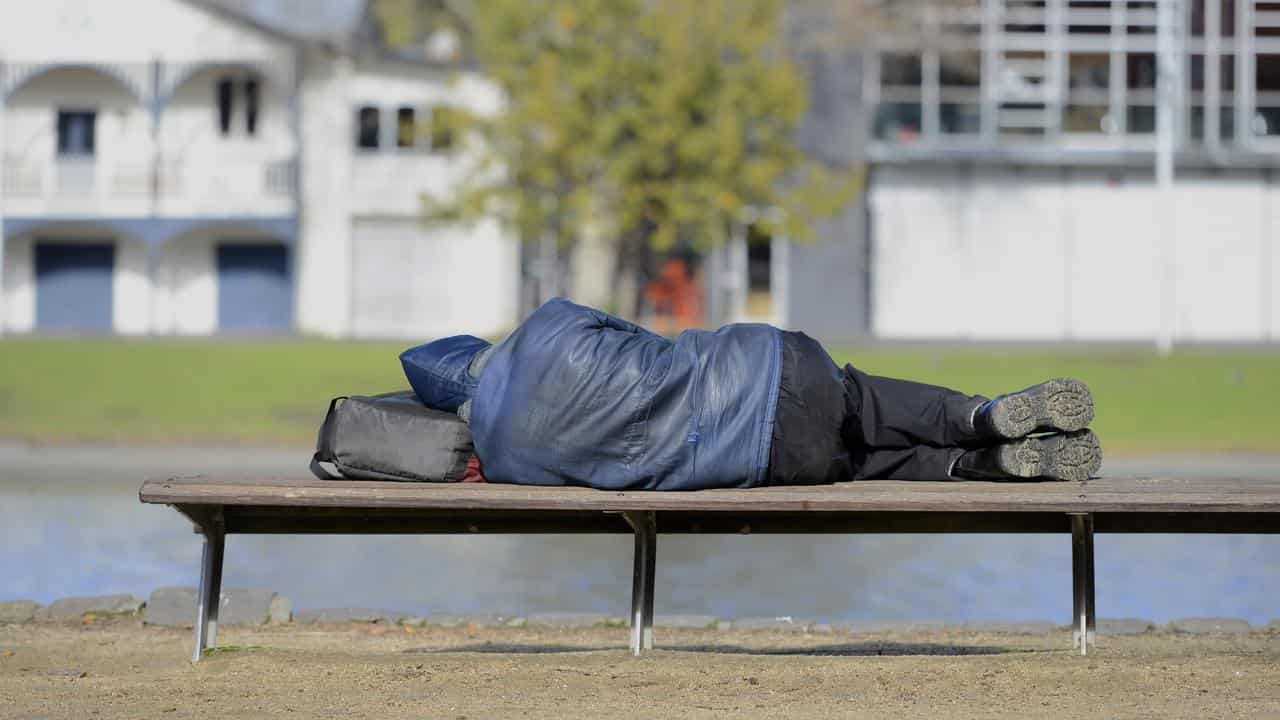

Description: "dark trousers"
770 332 988 484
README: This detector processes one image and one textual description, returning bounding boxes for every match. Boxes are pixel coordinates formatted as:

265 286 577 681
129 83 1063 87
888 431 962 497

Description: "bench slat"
139 476 1280 514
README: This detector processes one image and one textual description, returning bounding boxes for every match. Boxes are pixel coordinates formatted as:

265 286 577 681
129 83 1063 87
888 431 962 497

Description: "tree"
375 0 863 316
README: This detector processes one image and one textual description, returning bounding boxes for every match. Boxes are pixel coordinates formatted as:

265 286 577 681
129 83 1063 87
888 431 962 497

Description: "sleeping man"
400 298 1101 490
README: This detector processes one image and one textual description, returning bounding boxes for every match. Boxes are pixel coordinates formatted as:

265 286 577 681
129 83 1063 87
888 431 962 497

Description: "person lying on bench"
400 297 1101 490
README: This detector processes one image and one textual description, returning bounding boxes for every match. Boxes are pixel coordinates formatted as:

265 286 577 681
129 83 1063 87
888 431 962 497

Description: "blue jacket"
401 298 782 490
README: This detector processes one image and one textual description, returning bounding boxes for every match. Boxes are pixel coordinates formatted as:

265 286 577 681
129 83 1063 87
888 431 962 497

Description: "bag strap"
309 453 340 480
309 396 346 480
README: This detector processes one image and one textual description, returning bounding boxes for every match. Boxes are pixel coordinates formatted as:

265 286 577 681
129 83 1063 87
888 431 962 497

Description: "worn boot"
951 430 1102 481
973 378 1094 440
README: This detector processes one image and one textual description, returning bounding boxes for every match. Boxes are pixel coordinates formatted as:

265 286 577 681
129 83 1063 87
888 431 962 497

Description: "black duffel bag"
310 391 473 482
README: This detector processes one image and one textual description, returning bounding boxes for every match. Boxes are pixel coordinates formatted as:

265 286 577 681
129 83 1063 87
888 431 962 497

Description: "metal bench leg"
1070 513 1096 656
192 520 225 663
623 511 657 656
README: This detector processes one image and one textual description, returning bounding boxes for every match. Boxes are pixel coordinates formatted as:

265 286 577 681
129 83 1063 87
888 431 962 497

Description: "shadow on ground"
406 641 1024 657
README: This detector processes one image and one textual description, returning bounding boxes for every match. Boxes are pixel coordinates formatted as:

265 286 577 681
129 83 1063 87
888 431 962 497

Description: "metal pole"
623 511 657 656
1235 0 1255 145
1154 0 1180 355
627 522 645 655
1205 0 1222 153
921 7 941 143
1070 513 1095 655
191 520 225 662
0 74 7 337
641 519 656 651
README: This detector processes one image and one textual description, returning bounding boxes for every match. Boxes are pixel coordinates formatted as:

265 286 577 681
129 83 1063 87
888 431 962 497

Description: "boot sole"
994 430 1102 481
987 377 1094 439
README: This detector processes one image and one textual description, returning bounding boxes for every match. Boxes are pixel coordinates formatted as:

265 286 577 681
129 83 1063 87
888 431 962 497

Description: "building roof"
183 0 460 66
189 0 366 48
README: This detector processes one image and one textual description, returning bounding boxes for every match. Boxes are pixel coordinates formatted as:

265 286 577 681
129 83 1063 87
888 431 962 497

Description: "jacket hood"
400 335 492 413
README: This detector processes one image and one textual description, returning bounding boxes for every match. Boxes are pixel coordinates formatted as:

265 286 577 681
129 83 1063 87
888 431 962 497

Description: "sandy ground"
2 620 1278 719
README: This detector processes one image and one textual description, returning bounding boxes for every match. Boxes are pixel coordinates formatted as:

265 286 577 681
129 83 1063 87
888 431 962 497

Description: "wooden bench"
139 476 1280 661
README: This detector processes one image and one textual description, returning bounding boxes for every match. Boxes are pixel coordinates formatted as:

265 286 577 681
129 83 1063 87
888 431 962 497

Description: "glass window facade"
867 0 1280 155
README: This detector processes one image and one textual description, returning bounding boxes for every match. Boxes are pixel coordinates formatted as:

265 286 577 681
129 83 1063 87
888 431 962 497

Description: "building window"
429 106 458 151
56 110 96 156
216 75 262 137
940 51 982 135
1065 53 1112 134
745 224 773 319
875 53 924 142
397 107 417 148
216 78 235 135
357 106 381 149
245 78 260 136
864 0 1280 153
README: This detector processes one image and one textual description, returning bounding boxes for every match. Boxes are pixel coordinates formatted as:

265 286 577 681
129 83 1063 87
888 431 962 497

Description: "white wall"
870 166 1280 342
349 216 518 339
296 49 354 337
1271 180 1280 340
152 233 216 335
2 237 34 333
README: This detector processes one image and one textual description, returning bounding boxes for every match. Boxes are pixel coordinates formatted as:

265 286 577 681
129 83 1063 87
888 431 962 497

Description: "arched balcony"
2 63 153 218
153 61 298 218
1 59 297 219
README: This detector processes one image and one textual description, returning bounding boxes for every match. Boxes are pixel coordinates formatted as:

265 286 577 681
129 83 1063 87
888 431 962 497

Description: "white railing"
264 159 296 196
2 156 42 196
1 156 296 215
55 157 96 194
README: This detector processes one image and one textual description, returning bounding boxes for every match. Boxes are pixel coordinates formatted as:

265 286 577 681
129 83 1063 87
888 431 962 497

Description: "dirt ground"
2 619 1278 719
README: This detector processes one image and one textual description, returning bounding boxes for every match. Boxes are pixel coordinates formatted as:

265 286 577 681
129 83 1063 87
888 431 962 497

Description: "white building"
0 0 519 337
861 0 1280 342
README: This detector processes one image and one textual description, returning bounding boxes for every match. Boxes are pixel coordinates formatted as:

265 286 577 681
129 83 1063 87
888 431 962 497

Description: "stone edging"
2 593 1278 637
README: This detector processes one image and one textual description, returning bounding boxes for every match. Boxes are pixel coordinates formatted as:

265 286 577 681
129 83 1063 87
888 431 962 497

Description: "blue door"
34 242 115 332
216 243 292 332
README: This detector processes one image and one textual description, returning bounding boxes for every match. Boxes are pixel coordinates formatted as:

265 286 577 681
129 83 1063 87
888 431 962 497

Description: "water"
3 444 1278 625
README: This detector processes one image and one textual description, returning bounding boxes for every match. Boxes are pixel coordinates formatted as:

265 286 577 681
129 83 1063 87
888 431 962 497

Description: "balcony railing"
1 156 296 215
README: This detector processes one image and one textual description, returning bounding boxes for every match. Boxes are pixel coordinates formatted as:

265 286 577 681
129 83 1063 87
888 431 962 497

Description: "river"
3 444 1277 625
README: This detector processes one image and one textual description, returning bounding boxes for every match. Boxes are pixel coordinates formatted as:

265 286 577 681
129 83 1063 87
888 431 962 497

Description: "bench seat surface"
140 476 1280 514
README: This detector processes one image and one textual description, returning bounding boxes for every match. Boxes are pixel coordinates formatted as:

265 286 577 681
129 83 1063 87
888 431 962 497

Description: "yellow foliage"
397 0 861 257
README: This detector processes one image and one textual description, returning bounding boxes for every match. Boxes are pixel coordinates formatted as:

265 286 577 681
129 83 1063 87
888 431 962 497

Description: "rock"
268 594 291 625
144 588 291 627
731 616 813 632
1167 617 1252 635
422 613 514 628
960 621 1058 635
714 620 733 632
401 616 428 628
0 600 42 624
143 587 197 627
526 612 618 628
1267 619 1280 633
653 614 719 629
46 594 143 620
293 608 405 624
831 619 946 634
504 616 528 628
218 589 283 626
1097 618 1156 636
